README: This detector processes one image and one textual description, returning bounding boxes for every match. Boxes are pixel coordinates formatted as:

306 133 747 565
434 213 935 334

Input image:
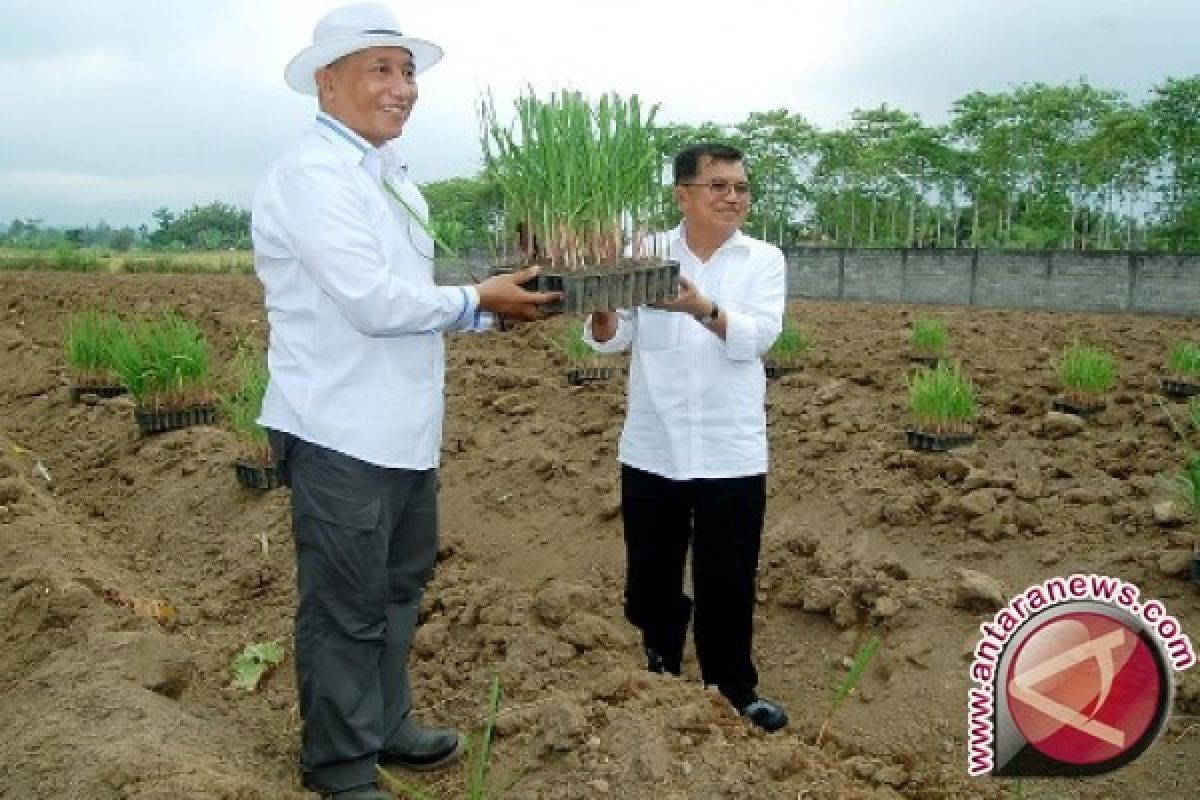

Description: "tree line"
5 76 1196 255
2 202 250 252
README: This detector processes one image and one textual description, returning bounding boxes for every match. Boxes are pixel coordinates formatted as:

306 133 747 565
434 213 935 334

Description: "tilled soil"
1 271 1198 800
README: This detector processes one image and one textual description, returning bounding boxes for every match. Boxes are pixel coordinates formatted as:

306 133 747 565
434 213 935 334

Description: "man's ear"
315 66 335 99
673 185 687 207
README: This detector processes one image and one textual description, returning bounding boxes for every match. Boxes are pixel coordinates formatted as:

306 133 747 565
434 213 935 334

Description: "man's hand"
654 276 710 318
476 266 561 321
590 310 618 343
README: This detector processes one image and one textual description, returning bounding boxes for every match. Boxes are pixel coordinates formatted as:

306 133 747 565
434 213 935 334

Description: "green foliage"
1057 342 1117 397
230 641 285 692
480 87 665 268
108 313 211 405
910 316 949 355
378 676 504 800
63 310 127 376
422 176 499 256
52 241 101 272
768 317 812 359
220 345 269 448
816 634 881 746
1160 452 1200 519
906 361 978 429
148 201 250 250
1166 341 1200 378
542 321 595 365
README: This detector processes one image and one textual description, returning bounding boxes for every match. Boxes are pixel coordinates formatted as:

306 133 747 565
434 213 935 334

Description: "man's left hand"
654 276 709 318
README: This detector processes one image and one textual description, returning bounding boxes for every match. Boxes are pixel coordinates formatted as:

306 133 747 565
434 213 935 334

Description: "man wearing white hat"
252 4 556 798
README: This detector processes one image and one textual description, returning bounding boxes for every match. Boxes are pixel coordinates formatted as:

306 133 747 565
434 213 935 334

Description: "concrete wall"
786 247 1200 315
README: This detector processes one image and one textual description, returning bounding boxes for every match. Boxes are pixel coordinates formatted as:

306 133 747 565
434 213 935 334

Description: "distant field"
0 247 254 274
0 248 484 281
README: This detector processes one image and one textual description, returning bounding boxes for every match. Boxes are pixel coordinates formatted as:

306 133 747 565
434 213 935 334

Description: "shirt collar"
315 112 373 160
314 113 408 179
672 223 748 259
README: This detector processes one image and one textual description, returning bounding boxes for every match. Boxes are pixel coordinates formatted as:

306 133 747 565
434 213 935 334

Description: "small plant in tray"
480 86 679 314
109 312 217 434
221 344 281 489
905 360 978 452
546 320 614 386
1054 341 1117 416
1162 340 1200 398
764 317 812 379
63 309 129 400
909 316 948 367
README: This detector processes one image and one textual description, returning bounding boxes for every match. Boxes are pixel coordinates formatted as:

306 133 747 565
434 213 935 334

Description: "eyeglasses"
680 180 752 197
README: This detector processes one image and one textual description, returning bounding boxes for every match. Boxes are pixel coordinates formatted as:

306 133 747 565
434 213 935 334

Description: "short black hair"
673 143 744 185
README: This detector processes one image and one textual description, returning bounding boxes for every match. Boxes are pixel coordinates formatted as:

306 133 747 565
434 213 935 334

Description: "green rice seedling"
542 320 595 366
63 310 128 387
378 676 506 800
1166 341 1200 379
906 361 978 434
910 316 948 357
1155 395 1200 445
1056 342 1117 407
480 86 665 270
768 318 813 363
109 313 212 409
220 344 270 462
1159 451 1200 521
816 634 881 746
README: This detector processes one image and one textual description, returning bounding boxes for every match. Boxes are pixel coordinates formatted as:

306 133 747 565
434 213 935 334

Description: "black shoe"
739 697 788 732
323 783 390 800
380 727 466 771
645 647 681 676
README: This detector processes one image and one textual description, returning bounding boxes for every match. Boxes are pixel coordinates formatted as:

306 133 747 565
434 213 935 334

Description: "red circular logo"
1005 611 1165 766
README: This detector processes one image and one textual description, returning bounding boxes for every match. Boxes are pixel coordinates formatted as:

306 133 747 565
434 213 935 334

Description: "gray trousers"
269 430 439 793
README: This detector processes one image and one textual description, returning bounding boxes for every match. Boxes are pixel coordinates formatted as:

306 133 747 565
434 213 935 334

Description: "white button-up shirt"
252 113 483 468
584 226 786 480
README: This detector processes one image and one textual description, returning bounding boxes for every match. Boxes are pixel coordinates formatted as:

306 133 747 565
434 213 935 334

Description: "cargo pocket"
292 478 385 602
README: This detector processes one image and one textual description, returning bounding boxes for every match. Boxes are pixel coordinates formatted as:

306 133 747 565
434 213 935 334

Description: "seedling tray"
764 360 803 380
134 404 218 435
908 355 942 369
1051 398 1105 417
69 385 126 402
905 427 975 453
567 366 615 386
1161 378 1200 399
493 261 680 314
233 460 284 490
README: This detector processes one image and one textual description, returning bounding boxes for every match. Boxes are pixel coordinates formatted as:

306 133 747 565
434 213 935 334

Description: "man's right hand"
475 266 561 321
590 311 618 343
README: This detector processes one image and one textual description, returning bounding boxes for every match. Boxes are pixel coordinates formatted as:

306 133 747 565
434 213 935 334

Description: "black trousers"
270 430 439 794
620 464 766 709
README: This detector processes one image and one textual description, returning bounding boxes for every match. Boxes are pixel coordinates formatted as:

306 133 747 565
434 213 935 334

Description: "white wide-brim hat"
284 2 443 95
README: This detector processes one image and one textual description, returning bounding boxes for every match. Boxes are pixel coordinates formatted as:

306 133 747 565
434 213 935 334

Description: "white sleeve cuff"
721 308 760 361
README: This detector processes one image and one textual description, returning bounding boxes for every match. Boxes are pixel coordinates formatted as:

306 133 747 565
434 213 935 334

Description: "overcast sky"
2 0 1196 228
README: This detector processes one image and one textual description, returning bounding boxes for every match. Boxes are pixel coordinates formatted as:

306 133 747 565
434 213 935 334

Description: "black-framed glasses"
680 180 751 196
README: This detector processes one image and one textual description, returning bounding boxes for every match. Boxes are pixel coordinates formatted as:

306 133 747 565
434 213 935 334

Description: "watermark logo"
967 575 1195 777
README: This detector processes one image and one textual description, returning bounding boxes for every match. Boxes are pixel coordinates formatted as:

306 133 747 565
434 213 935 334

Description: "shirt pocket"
636 308 680 351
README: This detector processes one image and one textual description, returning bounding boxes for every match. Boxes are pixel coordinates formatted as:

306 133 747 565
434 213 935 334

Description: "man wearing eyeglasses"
585 143 789 732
